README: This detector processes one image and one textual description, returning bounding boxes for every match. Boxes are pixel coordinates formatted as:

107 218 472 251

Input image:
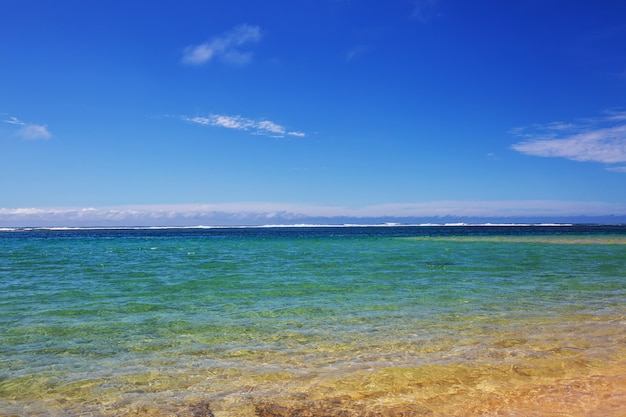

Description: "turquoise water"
1 226 625 416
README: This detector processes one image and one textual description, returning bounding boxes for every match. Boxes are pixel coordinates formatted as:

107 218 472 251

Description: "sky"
2 0 626 226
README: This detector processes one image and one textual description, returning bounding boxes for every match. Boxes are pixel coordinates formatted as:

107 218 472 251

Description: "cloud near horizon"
511 111 626 171
182 24 262 66
183 114 305 138
2 115 51 140
2 200 626 227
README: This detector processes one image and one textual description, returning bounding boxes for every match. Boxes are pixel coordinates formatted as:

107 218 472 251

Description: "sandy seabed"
6 358 625 417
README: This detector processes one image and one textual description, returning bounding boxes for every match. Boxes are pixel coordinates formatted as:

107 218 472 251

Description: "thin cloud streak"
182 24 262 66
183 114 305 138
511 111 626 171
3 116 25 125
411 0 440 22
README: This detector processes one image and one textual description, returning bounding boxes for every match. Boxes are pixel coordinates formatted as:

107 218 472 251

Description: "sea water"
1 225 625 416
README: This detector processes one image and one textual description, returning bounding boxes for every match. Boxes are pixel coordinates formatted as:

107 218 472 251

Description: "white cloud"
257 120 284 134
2 115 51 140
2 200 626 227
183 113 305 138
182 24 262 66
511 111 626 169
3 116 25 125
604 109 626 121
17 124 52 140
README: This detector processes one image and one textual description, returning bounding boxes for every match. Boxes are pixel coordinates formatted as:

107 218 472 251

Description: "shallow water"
1 226 625 416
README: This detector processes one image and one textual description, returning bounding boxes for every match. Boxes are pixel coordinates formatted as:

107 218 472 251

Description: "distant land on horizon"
2 214 626 229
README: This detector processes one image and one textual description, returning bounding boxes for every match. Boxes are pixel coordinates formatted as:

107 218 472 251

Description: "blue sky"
2 0 626 226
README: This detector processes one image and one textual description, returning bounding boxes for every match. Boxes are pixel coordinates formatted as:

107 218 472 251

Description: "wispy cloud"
3 116 24 125
511 110 626 171
183 114 305 138
2 115 51 140
182 24 262 66
345 46 368 62
411 0 441 22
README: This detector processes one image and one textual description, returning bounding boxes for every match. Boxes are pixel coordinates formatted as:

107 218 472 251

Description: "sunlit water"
1 226 625 416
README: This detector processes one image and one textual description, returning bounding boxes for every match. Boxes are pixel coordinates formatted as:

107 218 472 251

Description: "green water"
1 226 625 416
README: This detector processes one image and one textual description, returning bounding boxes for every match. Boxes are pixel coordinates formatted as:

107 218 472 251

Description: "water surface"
1 226 625 416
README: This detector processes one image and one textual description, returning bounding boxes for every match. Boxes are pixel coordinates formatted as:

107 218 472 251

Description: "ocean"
1 225 625 416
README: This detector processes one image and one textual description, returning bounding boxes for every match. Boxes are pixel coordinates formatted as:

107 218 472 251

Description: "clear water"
1 226 625 416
